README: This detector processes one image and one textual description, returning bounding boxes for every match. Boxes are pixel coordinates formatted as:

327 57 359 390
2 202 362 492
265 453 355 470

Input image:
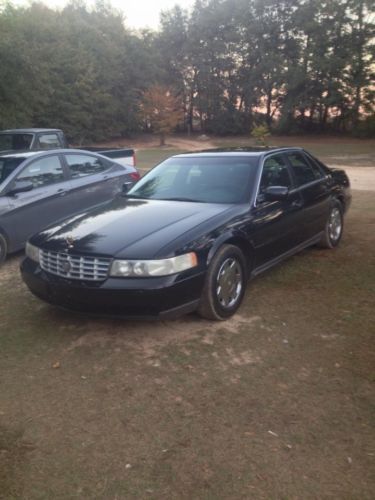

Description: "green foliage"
158 0 374 136
352 115 375 138
0 0 373 140
0 1 161 142
251 125 271 146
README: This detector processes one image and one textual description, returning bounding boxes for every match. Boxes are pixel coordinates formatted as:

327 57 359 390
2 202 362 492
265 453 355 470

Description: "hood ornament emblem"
65 235 75 249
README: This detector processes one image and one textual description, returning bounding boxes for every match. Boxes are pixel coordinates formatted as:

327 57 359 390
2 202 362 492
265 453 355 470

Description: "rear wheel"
198 244 247 321
319 200 343 249
0 233 8 265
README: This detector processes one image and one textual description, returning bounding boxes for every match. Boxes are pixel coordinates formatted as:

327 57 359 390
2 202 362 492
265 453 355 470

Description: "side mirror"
7 180 34 196
264 185 289 201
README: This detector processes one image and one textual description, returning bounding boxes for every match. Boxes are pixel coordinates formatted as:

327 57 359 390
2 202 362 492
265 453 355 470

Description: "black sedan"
21 147 351 320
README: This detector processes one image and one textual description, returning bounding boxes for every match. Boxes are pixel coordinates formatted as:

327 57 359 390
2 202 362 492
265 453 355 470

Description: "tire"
0 233 8 265
198 244 247 321
318 200 344 249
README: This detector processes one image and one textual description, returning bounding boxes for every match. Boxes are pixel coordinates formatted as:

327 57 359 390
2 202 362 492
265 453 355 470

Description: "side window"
0 158 25 183
0 135 13 150
16 156 64 188
65 154 108 178
37 134 61 149
287 152 322 186
259 154 292 195
306 154 327 177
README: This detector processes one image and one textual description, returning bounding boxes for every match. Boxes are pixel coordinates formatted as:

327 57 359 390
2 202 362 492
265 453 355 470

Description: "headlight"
25 242 40 263
110 252 198 277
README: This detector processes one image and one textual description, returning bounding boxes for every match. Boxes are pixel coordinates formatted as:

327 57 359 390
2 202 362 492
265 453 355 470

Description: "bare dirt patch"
64 314 261 362
165 136 216 151
331 165 375 191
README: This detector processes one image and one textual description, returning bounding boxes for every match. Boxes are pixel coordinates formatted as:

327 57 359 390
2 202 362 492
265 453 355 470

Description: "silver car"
0 149 140 263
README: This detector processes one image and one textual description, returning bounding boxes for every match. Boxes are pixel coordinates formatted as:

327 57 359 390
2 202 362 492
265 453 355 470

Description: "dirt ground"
0 138 374 498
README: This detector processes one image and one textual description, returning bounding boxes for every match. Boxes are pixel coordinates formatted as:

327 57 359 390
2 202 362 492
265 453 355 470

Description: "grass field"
0 139 374 499
136 148 182 171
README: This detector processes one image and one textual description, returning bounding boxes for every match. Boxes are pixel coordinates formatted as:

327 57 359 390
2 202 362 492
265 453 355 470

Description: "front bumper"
21 258 206 319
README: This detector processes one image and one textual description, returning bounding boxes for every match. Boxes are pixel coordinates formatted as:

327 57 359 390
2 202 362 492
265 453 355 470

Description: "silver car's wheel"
328 207 342 243
319 201 343 249
216 258 243 308
198 244 247 321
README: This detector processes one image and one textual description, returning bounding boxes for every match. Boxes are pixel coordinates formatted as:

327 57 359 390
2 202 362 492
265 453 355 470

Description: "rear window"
0 157 26 183
37 134 60 149
65 154 108 178
0 134 33 150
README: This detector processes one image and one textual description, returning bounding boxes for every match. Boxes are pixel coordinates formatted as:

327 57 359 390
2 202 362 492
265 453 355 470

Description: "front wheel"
198 244 247 321
319 200 344 249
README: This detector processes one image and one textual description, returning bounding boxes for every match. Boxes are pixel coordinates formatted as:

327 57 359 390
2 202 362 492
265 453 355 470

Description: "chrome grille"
40 250 111 281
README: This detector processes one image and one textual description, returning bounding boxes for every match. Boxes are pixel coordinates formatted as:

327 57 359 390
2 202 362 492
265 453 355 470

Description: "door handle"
57 189 67 197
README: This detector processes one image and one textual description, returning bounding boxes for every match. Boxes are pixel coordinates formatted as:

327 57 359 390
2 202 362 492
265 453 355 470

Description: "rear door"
62 153 128 212
285 151 331 241
251 153 305 267
4 154 73 248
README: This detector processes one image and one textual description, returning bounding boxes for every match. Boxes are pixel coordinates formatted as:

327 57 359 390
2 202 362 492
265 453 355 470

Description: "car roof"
0 128 63 134
174 147 304 158
0 150 43 159
0 148 99 161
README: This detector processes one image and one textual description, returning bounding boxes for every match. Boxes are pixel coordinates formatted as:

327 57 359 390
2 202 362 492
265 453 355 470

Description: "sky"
12 0 196 29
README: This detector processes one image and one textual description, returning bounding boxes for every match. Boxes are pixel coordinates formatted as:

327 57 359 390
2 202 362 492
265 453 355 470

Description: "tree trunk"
352 0 365 127
266 88 272 127
159 132 165 146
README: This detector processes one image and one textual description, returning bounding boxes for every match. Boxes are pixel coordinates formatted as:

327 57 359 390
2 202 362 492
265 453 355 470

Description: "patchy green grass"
0 192 374 499
136 148 183 172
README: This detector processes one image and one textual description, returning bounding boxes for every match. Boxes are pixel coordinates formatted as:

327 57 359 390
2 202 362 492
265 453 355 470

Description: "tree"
141 85 183 145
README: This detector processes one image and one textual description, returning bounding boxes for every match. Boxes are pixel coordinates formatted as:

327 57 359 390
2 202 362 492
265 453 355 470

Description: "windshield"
0 157 26 184
127 156 258 204
0 133 33 151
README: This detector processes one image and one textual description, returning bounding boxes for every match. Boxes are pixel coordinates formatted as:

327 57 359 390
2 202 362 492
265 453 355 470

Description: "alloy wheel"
216 257 243 308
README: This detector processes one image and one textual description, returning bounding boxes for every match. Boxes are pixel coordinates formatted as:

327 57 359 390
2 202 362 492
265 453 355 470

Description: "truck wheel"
318 200 343 249
0 233 8 265
198 244 247 321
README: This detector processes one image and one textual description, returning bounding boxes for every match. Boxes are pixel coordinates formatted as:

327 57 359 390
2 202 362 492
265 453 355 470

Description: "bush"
204 109 249 135
251 125 270 146
352 115 375 138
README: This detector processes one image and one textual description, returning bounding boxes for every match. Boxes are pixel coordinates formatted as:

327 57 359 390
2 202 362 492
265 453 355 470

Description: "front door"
5 154 72 248
250 153 305 268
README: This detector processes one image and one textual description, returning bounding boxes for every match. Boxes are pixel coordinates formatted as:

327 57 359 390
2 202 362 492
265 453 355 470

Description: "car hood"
31 197 233 259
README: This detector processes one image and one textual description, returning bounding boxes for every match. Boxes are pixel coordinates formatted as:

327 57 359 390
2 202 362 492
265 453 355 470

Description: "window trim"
253 152 293 207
